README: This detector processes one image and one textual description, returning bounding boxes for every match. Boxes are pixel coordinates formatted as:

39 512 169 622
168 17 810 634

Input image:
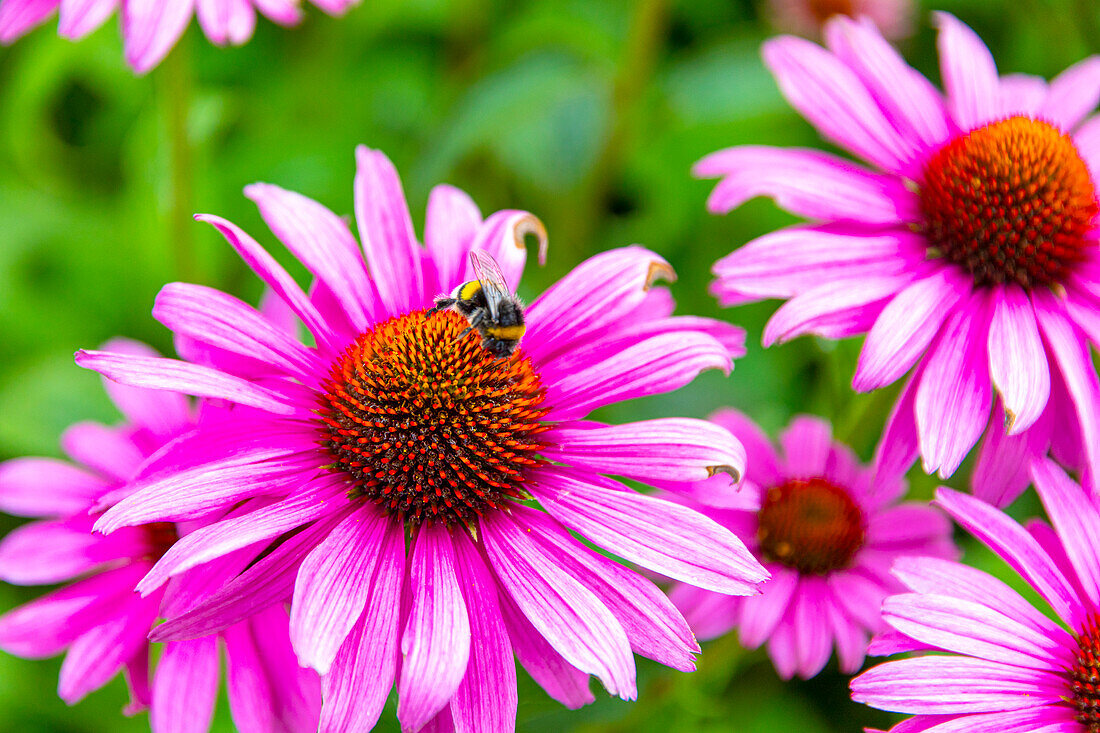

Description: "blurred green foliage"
0 0 1097 730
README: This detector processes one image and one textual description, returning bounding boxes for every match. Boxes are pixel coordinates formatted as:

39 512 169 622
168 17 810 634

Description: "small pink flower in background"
696 13 1100 506
77 146 768 732
669 410 956 680
0 338 320 732
852 465 1100 733
767 0 914 41
0 0 358 73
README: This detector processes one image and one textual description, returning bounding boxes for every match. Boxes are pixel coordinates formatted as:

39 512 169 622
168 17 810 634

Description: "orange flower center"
806 0 856 23
1072 616 1100 731
756 477 865 574
919 116 1098 289
319 309 548 528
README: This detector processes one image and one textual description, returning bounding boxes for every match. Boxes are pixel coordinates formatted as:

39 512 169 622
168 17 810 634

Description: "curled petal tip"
706 464 742 485
512 213 548 265
645 260 676 289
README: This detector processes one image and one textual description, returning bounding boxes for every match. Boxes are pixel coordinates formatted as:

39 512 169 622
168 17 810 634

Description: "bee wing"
469 249 511 321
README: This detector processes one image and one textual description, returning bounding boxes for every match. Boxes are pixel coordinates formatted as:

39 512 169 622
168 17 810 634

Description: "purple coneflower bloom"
766 0 913 41
851 464 1100 733
0 0 357 73
76 147 768 732
668 410 955 679
0 338 320 732
696 12 1100 505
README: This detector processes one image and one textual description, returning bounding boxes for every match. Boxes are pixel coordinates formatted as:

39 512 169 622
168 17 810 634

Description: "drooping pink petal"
935 12 1000 131
451 532 518 733
934 487 1081 629
790 578 833 678
914 303 992 477
1041 55 1100 130
397 523 472 733
122 0 194 74
739 567 799 648
424 184 481 293
761 35 914 172
482 510 635 700
0 457 108 518
251 0 301 24
58 0 115 39
61 421 143 483
234 607 322 733
195 0 255 46
1030 459 1100 608
0 517 138 585
353 146 424 316
543 418 745 488
987 286 1050 433
854 271 966 391
150 636 220 733
290 506 390 675
694 147 918 223
0 0 59 43
530 469 767 594
318 521 404 733
778 415 832 477
971 403 1050 508
468 210 548 292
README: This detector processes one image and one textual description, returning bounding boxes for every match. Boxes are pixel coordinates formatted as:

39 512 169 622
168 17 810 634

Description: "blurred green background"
0 0 1096 729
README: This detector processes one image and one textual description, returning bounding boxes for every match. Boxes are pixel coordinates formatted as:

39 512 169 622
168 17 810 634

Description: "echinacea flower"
0 338 320 732
851 463 1100 733
668 410 955 679
76 146 769 732
766 0 913 41
696 13 1100 505
0 0 357 73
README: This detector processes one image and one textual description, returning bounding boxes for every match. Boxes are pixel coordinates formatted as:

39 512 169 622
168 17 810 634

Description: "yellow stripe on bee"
486 324 526 340
458 280 482 301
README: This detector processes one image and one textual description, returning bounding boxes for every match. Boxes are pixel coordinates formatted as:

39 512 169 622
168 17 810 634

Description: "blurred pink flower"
0 338 321 732
0 0 358 73
767 0 914 41
77 147 767 731
669 410 956 680
696 13 1100 505
852 466 1100 732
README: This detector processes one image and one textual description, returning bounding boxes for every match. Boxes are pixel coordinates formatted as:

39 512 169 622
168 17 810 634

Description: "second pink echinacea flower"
697 12 1100 505
76 147 769 732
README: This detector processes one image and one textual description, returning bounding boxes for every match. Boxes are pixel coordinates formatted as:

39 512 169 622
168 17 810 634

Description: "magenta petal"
850 655 1064 714
0 0 59 42
1030 459 1100 608
778 415 833 478
468 210 548 292
987 287 1049 433
424 184 481 292
709 408 783 486
791 579 833 678
854 272 964 391
1041 56 1100 130
96 338 194 438
971 403 1049 508
0 517 136 585
122 0 193 74
290 507 390 675
695 146 918 223
397 524 472 732
0 457 107 518
451 532 518 733
998 73 1048 117
934 487 1081 629
353 146 424 316
150 636 219 733
543 418 745 487
61 421 143 483
58 591 160 704
935 12 1000 131
246 183 375 332
58 0 115 39
194 0 254 46
739 566 798 649
914 304 992 477
762 272 912 346
532 469 767 594
482 510 635 700
154 282 323 381
318 521 404 733
76 350 295 416
496 590 593 709
761 35 913 172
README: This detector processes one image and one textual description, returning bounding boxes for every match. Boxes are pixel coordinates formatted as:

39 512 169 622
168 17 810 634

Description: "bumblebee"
428 250 526 358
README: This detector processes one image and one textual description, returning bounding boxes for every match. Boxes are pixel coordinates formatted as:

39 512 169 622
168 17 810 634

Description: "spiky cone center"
756 477 865 575
919 116 1098 289
319 309 549 528
1072 616 1100 731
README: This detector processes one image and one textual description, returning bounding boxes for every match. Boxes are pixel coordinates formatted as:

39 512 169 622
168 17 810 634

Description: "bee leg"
453 310 485 341
427 298 454 316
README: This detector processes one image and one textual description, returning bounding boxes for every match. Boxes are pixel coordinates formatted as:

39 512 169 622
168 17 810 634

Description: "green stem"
161 42 195 282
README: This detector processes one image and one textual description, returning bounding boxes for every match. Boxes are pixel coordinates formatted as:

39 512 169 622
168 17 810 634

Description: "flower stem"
161 42 195 282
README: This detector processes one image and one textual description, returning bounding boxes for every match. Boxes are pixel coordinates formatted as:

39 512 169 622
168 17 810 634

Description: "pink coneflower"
851 464 1100 732
0 0 357 73
767 0 913 41
76 146 768 732
696 13 1100 504
668 410 955 679
0 339 320 731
